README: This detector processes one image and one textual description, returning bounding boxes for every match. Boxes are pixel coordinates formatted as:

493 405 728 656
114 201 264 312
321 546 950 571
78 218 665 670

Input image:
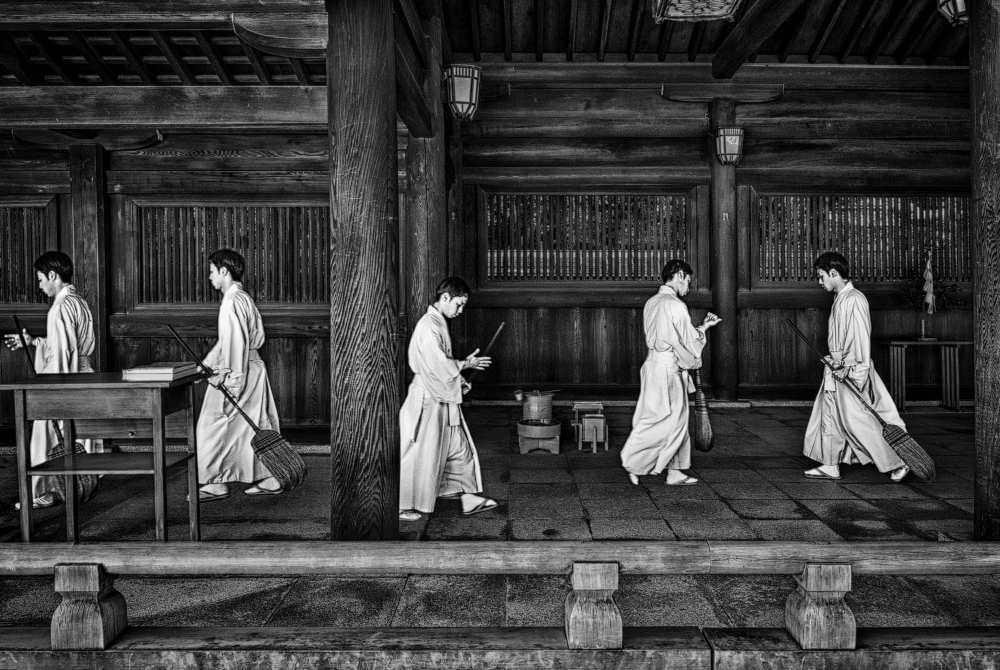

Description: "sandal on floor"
462 498 499 516
665 475 698 486
399 510 423 522
803 467 841 481
199 489 231 502
14 493 59 510
245 484 283 496
890 466 910 482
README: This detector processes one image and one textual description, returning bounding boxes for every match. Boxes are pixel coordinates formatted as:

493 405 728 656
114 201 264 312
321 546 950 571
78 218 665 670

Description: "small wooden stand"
564 562 622 650
784 563 856 650
51 563 127 650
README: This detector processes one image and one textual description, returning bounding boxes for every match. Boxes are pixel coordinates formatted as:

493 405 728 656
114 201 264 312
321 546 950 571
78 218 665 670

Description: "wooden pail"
521 391 554 422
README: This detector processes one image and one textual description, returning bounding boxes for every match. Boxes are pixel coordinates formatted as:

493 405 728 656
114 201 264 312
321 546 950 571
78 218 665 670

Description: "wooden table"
885 340 972 411
0 373 202 543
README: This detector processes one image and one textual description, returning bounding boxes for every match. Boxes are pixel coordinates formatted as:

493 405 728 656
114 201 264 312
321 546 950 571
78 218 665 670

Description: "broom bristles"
252 430 307 491
43 439 100 503
882 423 936 482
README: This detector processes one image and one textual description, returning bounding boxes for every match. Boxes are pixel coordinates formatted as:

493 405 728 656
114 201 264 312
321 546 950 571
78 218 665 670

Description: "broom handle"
467 321 505 382
782 319 888 428
165 324 262 433
13 315 68 445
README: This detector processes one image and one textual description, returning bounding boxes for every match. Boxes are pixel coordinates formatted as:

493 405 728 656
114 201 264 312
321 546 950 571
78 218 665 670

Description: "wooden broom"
690 369 714 452
783 319 935 482
166 324 306 492
12 315 99 504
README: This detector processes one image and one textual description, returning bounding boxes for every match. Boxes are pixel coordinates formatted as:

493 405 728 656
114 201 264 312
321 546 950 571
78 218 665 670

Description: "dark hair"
435 276 470 300
33 250 73 283
660 259 693 284
813 251 851 280
209 248 246 282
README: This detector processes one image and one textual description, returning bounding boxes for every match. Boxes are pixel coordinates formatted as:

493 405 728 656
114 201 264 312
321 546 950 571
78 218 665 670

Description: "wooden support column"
327 0 400 540
69 143 108 371
971 1 1000 540
709 98 738 401
784 563 855 650
564 562 622 649
51 563 127 650
404 0 446 335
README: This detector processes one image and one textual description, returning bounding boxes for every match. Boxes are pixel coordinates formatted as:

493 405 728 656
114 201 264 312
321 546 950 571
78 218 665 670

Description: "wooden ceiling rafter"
240 40 272 84
656 21 675 62
687 23 705 63
27 31 74 83
597 0 613 63
534 0 544 62
193 31 231 84
626 0 643 62
839 1 880 63
468 0 481 61
287 56 310 84
109 32 153 84
0 32 31 84
894 3 940 64
151 30 195 85
70 32 116 84
808 0 848 63
566 0 578 62
776 4 810 63
712 0 807 78
502 0 512 61
865 0 907 65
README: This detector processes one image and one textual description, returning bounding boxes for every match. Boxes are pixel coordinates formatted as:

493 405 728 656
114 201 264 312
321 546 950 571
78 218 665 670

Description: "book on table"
121 362 201 382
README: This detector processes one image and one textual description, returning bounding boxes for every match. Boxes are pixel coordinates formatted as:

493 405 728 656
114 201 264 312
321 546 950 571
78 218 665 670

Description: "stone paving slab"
391 575 507 627
588 518 677 540
509 517 592 540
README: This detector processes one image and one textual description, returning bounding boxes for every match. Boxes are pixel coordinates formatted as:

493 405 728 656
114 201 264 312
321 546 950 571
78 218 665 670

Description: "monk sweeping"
398 276 498 522
620 259 721 487
803 251 910 482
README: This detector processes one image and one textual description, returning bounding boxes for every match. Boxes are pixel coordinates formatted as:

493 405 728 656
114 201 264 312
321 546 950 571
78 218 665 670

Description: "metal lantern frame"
443 64 481 121
652 0 745 23
714 126 744 166
937 0 968 26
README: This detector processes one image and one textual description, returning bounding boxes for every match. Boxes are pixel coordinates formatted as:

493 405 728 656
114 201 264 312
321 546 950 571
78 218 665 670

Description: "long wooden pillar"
709 98 738 401
404 0 446 335
327 0 400 540
970 2 1000 540
69 143 107 371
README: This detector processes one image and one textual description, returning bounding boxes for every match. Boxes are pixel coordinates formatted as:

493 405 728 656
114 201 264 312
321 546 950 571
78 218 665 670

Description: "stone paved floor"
0 405 989 630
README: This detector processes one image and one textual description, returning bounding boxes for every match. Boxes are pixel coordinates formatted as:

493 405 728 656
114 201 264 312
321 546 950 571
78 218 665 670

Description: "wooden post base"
51 563 127 650
784 563 856 650
564 562 622 649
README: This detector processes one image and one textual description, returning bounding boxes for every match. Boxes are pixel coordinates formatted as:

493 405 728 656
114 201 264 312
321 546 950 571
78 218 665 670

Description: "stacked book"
122 362 201 382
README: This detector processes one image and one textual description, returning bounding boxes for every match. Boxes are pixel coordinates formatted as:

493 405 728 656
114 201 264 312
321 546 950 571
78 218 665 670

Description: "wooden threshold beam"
2 541 999 576
712 0 809 79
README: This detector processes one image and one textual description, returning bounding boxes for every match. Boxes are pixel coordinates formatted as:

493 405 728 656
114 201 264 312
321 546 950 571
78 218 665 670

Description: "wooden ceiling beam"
656 22 674 62
808 0 848 63
776 4 809 63
468 0 481 60
109 32 153 84
535 0 545 61
0 86 330 129
687 23 705 63
502 0 513 61
839 1 880 63
0 32 32 84
597 0 614 63
287 57 310 84
27 32 74 83
865 0 906 64
151 31 194 85
70 33 117 84
626 0 643 62
240 42 272 83
0 1 327 30
712 0 808 78
566 0 578 62
193 31 232 84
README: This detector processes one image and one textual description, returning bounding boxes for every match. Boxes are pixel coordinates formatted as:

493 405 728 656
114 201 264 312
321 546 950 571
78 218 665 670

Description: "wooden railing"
3 540 1000 654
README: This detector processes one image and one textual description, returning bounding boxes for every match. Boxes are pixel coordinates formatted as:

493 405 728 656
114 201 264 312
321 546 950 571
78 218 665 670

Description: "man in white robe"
4 251 96 507
621 259 720 486
803 251 909 482
197 249 283 501
399 276 497 521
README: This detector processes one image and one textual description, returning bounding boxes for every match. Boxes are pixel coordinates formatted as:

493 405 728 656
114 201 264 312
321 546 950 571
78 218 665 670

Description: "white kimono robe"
621 285 706 476
197 283 280 484
30 285 96 497
803 282 905 472
399 306 483 513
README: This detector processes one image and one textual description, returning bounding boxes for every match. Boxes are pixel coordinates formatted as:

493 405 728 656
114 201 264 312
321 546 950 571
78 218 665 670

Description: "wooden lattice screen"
754 193 971 284
136 202 329 303
0 198 57 304
483 192 688 282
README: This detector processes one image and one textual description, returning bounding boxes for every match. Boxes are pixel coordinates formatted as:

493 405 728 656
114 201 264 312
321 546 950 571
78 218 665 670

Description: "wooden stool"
571 401 605 447
579 414 609 454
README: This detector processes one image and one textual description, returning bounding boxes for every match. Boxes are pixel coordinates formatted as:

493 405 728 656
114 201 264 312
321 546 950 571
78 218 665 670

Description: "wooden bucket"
520 391 554 422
